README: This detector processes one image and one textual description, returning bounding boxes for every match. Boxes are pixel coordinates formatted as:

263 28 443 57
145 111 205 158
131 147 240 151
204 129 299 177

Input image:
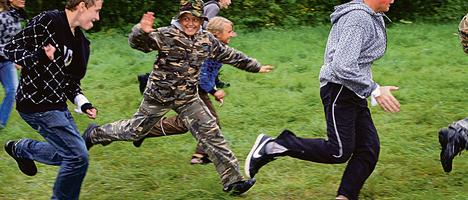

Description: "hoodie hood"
170 19 203 35
330 0 380 24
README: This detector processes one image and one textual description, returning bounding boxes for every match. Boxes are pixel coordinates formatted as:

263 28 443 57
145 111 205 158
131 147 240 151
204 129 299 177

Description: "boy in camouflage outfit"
438 13 468 173
83 0 272 195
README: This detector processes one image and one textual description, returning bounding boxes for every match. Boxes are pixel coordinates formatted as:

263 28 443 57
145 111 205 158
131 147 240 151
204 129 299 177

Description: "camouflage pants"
89 95 243 186
145 91 218 156
146 91 220 137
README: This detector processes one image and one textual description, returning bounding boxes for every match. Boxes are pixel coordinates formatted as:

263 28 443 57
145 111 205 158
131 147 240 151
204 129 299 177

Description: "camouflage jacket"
459 14 468 54
128 23 261 103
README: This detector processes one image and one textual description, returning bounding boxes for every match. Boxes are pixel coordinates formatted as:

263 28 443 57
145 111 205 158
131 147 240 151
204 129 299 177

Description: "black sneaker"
223 178 256 195
439 127 466 172
245 134 275 178
133 137 145 148
4 140 37 176
83 124 99 150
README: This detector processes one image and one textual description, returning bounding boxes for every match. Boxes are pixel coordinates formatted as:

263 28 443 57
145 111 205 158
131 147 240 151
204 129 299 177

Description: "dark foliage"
25 0 467 30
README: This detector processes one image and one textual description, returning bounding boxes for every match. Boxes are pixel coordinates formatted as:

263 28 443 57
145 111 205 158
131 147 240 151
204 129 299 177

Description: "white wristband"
371 86 381 97
73 94 90 114
370 86 380 106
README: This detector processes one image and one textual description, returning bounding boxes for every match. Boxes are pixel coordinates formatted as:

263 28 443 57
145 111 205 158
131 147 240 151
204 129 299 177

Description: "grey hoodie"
319 0 387 98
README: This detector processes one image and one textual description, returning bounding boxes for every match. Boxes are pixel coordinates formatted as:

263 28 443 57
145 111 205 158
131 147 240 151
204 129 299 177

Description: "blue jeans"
0 61 18 126
16 110 89 200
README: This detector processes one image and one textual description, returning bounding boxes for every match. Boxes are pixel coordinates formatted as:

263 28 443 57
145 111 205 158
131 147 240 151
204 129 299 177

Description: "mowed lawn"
0 22 467 199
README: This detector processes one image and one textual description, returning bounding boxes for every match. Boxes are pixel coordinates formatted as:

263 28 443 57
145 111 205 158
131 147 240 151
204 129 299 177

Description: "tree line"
26 0 467 30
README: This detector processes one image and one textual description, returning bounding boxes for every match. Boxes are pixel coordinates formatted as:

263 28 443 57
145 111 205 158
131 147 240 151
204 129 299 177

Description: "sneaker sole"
4 141 37 176
245 134 266 178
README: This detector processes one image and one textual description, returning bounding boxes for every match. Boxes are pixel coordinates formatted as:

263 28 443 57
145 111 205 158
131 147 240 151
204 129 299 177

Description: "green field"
0 22 467 199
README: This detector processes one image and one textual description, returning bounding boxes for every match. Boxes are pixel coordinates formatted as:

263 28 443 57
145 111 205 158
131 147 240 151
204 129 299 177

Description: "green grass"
0 23 467 199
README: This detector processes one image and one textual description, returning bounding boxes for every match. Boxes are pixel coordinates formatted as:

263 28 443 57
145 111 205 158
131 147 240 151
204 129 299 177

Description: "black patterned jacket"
4 10 90 113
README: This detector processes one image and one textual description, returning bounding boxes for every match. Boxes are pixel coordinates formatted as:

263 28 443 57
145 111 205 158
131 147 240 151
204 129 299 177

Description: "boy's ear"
77 1 86 11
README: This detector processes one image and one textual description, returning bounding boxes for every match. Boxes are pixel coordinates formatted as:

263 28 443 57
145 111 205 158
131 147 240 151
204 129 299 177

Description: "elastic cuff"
80 103 94 113
208 88 217 95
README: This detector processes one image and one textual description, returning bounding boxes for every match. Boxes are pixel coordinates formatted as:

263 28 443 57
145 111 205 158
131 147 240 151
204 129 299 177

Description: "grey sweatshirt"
319 0 387 98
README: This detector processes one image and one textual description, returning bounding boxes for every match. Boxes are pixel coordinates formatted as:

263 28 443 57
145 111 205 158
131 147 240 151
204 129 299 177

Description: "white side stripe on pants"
332 85 344 158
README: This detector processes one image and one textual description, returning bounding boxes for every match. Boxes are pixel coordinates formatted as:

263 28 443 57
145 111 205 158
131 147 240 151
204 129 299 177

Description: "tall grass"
0 23 466 199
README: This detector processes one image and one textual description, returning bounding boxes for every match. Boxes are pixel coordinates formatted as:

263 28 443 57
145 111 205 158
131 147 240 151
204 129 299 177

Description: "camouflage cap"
177 0 208 21
459 14 468 54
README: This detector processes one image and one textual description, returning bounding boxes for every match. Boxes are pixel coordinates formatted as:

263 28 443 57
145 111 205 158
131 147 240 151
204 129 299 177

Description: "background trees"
26 0 467 29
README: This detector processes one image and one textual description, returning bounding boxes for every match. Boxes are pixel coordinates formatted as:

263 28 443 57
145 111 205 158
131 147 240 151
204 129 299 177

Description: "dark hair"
65 0 100 11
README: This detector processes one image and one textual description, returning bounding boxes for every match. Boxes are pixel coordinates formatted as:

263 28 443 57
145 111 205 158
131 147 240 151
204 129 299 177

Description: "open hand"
214 90 225 106
86 108 98 119
140 12 156 33
259 65 274 73
375 86 400 113
43 44 56 61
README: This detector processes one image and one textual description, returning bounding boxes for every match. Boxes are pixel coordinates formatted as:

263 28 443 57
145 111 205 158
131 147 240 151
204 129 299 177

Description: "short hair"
65 0 101 11
206 16 233 35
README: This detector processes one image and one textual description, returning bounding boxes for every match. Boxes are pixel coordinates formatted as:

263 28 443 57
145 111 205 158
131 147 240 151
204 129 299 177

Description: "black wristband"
80 103 94 113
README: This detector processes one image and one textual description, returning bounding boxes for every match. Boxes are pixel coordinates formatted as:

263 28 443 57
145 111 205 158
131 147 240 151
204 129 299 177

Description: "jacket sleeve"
210 35 261 72
0 13 9 59
3 12 52 70
128 24 163 53
330 25 377 97
63 77 83 102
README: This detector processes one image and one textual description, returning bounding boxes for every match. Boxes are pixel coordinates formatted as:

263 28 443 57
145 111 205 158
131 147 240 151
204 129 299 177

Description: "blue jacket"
199 59 223 94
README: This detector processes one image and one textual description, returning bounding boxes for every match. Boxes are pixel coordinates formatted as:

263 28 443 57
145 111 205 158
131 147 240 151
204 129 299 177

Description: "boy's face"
219 0 231 9
9 0 25 9
179 13 202 36
375 0 394 13
216 23 236 44
78 0 103 30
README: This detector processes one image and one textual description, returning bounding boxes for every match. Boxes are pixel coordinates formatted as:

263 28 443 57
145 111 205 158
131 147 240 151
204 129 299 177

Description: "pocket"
39 111 71 128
